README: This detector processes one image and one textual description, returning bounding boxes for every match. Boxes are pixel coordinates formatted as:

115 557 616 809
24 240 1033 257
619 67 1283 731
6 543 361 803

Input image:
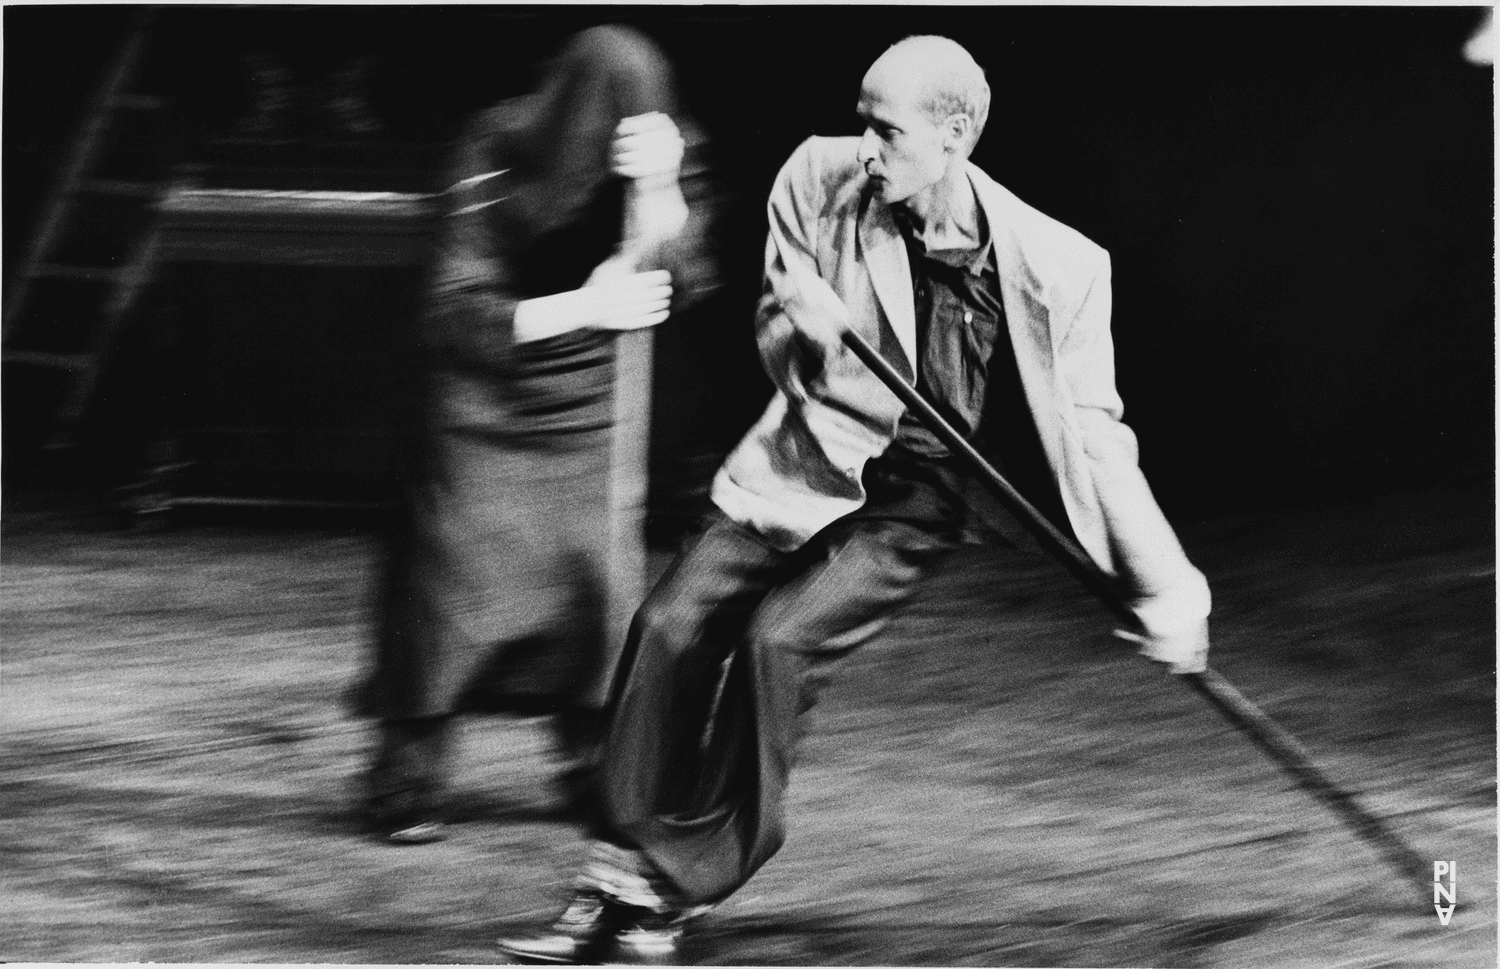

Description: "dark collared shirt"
868 206 1069 538
888 209 1006 459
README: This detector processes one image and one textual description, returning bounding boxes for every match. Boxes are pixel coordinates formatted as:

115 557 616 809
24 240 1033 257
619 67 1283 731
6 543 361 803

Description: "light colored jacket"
711 135 1210 639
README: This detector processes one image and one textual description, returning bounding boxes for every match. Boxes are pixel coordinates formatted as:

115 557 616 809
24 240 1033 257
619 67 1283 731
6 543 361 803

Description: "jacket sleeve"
419 127 522 373
754 138 855 405
1057 254 1212 641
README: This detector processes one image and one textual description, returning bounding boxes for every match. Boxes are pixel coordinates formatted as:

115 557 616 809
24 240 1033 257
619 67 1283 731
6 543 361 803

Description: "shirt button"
964 310 973 323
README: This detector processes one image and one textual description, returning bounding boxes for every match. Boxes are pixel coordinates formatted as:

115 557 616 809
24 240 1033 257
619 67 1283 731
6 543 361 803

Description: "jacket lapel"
857 194 918 377
969 165 1098 554
971 168 1057 386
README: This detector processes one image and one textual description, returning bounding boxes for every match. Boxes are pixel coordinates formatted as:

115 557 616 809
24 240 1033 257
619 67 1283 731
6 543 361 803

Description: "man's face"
855 63 952 206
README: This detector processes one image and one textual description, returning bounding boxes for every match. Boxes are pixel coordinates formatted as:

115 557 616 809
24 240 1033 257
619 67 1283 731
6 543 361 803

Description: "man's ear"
943 114 972 153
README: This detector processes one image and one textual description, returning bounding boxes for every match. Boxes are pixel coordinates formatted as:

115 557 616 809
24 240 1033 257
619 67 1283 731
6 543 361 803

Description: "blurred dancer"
499 35 1211 964
354 25 715 845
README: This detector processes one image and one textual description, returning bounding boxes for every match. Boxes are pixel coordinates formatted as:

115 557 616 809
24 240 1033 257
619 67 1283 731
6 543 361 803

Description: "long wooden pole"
839 325 1429 894
603 185 659 657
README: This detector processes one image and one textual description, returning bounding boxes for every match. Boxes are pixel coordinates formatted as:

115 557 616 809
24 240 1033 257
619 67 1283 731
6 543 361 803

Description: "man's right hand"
1114 618 1210 675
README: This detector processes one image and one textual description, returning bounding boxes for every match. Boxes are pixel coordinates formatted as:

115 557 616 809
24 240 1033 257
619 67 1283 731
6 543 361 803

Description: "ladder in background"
2 11 171 450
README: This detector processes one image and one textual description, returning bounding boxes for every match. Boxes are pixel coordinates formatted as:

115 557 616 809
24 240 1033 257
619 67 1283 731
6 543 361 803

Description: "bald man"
500 36 1211 965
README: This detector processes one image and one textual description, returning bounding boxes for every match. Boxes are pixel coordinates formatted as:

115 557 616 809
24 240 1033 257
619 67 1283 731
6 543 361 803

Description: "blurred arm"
420 191 523 368
1058 256 1212 673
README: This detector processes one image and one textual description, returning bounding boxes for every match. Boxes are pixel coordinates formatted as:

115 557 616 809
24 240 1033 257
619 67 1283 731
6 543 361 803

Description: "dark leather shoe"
497 892 685 966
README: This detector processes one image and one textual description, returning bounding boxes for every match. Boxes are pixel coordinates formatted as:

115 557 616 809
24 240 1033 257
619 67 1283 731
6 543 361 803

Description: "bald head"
866 36 990 155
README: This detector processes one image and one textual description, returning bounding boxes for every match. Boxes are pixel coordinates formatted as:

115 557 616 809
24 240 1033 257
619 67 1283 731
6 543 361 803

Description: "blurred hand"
583 265 674 331
1115 618 1210 675
611 112 684 185
513 267 672 342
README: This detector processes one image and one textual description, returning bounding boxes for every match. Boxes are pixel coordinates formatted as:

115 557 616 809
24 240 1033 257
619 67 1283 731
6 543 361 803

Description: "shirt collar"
892 203 994 278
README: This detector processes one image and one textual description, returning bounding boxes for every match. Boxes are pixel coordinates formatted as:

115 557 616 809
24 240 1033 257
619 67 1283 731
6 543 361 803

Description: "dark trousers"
594 457 969 905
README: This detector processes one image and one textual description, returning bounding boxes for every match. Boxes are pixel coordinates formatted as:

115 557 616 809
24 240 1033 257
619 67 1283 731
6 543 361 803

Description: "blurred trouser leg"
366 715 454 841
554 704 608 821
596 511 958 906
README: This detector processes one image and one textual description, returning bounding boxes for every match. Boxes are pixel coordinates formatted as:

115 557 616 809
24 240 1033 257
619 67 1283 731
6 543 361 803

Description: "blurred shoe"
381 819 446 845
497 889 611 964
497 891 686 965
363 795 446 846
605 907 684 966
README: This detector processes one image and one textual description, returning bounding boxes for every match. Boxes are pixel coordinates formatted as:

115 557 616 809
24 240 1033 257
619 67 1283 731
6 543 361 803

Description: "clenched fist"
611 112 684 186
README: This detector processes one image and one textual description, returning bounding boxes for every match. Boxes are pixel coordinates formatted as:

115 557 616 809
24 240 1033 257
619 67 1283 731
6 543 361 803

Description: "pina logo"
1433 861 1456 925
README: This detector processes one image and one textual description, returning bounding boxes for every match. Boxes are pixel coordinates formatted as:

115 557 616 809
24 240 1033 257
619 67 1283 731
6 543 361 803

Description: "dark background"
4 4 1492 520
